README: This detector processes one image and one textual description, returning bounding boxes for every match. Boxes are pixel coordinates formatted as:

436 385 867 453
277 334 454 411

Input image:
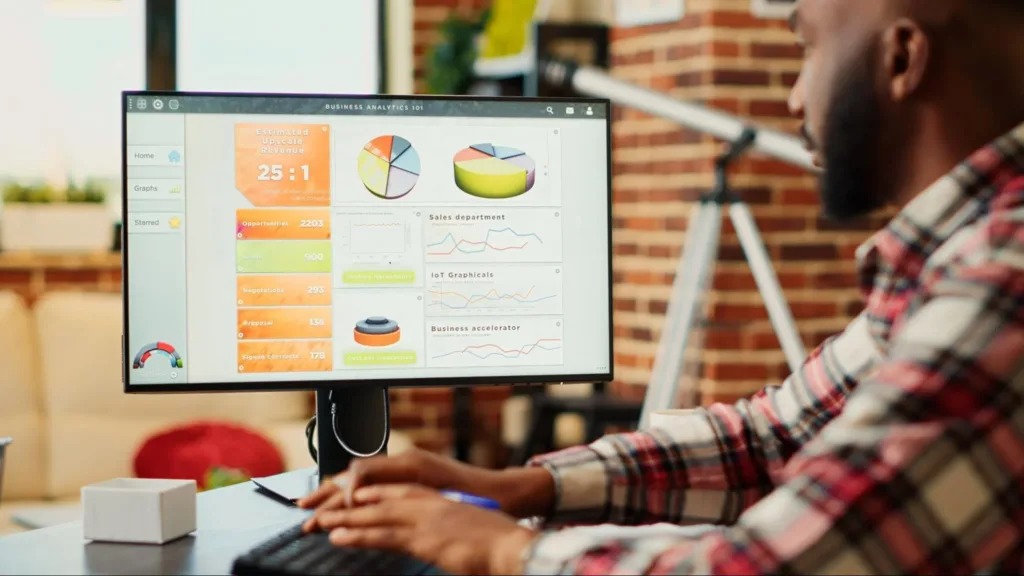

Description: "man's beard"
818 59 885 221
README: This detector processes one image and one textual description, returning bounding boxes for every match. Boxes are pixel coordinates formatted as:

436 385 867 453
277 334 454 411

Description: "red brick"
707 11 773 29
704 362 770 381
708 98 742 115
622 216 663 229
615 243 639 256
750 42 803 60
758 216 809 232
718 245 748 262
814 272 858 288
667 44 701 60
649 299 669 315
711 69 771 86
790 301 839 319
472 386 511 402
610 381 647 402
615 353 640 368
708 41 741 57
749 99 793 119
732 186 773 205
615 299 637 312
710 303 770 322
780 188 820 206
390 412 426 430
845 301 866 316
701 392 750 406
631 327 654 341
410 388 453 403
748 331 781 350
778 272 809 289
781 72 801 88
675 70 706 87
816 216 878 232
704 327 744 350
647 245 677 259
713 271 757 291
780 244 839 261
613 50 655 66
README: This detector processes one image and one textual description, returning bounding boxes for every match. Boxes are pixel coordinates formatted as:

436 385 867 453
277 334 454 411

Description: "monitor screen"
122 93 612 392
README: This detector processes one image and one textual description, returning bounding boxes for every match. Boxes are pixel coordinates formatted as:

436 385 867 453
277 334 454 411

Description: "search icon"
546 106 554 114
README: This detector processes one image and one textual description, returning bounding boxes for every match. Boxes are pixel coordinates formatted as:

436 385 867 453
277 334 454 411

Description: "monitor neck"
315 386 390 479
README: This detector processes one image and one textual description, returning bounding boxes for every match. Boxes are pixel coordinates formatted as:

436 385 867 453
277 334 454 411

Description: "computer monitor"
121 92 612 395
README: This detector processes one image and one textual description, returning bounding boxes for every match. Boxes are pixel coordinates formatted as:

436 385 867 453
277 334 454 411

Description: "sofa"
0 290 411 536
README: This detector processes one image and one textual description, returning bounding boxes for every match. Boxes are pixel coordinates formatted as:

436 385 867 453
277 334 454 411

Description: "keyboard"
232 523 444 576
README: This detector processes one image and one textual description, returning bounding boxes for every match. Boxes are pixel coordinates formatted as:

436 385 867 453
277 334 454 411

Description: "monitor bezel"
121 90 614 394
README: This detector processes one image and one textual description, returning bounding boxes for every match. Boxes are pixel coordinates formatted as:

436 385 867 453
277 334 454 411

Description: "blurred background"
1 0 885 535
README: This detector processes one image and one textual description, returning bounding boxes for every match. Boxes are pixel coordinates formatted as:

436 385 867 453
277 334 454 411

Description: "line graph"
426 227 541 256
351 221 405 254
426 265 563 317
427 317 564 368
431 338 562 360
425 209 562 263
337 211 423 286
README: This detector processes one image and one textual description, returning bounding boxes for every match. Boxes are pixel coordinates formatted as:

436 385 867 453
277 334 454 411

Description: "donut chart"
358 135 420 200
354 316 401 347
133 341 183 369
453 143 536 199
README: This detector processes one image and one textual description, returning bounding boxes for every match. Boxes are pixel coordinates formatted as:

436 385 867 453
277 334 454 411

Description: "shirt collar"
856 121 1024 295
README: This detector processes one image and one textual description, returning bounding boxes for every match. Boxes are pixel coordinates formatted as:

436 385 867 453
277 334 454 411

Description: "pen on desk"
440 490 500 510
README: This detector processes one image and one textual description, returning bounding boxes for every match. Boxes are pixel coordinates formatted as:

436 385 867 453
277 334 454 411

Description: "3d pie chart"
354 316 401 347
358 135 420 200
453 143 536 199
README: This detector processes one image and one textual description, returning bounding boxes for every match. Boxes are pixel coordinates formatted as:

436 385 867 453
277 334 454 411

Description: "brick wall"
403 0 887 457
606 0 887 406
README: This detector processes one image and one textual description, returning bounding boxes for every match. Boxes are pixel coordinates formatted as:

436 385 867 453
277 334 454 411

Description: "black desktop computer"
121 91 612 574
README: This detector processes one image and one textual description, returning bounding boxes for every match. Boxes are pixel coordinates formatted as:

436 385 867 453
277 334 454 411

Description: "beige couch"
0 291 410 536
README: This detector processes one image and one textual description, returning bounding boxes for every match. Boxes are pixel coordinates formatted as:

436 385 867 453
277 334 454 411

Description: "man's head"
788 0 1024 221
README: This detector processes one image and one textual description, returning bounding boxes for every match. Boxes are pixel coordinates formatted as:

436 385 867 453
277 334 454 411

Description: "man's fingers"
329 527 412 551
297 474 344 509
352 483 435 504
316 499 423 532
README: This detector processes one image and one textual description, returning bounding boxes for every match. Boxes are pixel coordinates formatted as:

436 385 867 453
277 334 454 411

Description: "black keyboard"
232 523 444 576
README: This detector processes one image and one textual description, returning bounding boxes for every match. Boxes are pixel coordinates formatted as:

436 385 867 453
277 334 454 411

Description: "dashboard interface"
123 94 611 389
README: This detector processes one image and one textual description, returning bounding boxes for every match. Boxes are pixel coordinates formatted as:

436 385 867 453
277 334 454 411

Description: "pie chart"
453 143 536 199
358 135 420 200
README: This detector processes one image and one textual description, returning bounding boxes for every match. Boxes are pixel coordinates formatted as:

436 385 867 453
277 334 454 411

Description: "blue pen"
440 490 501 510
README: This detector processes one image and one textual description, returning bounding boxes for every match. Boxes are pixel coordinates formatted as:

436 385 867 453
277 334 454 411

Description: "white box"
82 478 197 544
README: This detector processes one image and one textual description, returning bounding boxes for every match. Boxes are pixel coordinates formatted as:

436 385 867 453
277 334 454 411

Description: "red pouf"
134 422 284 489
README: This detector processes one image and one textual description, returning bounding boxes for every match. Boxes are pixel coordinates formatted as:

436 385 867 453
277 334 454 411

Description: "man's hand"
315 484 537 575
298 449 555 530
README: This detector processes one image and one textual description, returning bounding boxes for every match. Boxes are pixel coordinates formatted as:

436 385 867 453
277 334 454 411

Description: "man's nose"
788 71 806 119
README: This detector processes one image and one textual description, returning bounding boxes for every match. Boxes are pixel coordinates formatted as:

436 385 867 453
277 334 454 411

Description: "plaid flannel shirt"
523 121 1024 575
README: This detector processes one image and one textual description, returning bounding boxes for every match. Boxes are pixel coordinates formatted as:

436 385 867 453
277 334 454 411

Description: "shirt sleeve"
526 312 882 527
522 250 1024 574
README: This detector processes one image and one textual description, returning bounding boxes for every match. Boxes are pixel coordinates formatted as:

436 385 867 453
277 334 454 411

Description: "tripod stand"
639 129 808 427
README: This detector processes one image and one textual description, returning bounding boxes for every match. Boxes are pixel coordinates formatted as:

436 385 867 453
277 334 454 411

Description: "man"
299 0 1024 573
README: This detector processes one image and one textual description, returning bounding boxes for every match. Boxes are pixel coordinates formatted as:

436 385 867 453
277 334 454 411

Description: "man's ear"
881 19 930 102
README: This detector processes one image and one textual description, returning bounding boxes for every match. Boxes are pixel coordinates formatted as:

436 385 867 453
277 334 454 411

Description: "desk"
0 469 317 575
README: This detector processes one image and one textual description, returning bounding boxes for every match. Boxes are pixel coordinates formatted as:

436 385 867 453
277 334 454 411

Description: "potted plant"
424 9 491 95
1 180 113 253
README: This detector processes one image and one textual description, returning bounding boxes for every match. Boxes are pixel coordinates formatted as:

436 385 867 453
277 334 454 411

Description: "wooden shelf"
0 251 121 270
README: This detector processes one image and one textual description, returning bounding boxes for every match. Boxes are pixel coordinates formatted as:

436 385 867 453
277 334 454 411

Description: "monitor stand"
315 386 390 480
